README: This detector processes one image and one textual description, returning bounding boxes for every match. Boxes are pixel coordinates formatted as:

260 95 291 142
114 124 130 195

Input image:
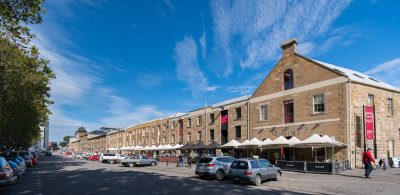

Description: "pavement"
0 153 399 195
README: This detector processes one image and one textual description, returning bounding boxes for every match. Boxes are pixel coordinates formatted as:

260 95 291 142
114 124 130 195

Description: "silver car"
229 158 281 186
195 156 235 181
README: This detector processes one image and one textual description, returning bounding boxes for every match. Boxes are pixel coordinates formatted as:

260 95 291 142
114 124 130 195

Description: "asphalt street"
0 154 312 195
1 154 399 195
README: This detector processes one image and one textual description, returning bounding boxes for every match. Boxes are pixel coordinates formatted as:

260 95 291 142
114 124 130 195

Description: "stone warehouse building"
249 39 399 167
69 39 399 168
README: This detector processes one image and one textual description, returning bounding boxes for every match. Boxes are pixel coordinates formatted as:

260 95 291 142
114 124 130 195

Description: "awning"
238 138 262 148
205 141 221 149
220 139 241 148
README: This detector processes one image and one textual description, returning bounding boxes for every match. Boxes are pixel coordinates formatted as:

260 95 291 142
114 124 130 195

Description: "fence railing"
276 160 351 174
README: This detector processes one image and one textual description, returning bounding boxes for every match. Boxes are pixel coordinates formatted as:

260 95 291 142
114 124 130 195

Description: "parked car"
229 158 281 186
90 155 99 161
17 151 37 165
13 158 26 173
0 157 17 186
99 153 125 164
121 155 158 167
195 156 235 181
64 152 72 155
81 153 91 160
72 153 82 159
23 156 33 168
7 161 22 180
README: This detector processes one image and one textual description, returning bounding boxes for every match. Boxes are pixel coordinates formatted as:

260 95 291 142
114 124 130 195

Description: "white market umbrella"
164 144 173 150
150 145 158 150
238 138 262 157
220 139 241 158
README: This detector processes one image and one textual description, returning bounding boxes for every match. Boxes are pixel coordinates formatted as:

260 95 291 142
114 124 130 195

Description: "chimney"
281 38 297 58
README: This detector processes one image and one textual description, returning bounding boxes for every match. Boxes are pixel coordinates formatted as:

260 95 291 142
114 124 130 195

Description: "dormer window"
284 69 293 90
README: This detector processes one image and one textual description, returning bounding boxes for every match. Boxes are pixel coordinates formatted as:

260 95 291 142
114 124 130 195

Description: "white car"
99 153 125 164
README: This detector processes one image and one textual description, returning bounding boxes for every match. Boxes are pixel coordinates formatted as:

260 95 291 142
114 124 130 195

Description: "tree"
0 0 46 45
63 135 71 144
0 0 53 149
75 126 87 135
59 142 67 147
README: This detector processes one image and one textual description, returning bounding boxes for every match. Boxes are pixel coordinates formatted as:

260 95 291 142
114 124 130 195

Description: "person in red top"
363 148 374 179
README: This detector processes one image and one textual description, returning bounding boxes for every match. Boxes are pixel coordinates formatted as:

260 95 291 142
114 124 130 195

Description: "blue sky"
31 0 400 142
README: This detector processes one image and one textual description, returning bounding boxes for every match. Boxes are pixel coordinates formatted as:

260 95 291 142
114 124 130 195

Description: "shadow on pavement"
1 155 314 195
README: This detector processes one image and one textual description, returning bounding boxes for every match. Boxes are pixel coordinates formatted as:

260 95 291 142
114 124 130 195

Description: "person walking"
178 154 183 167
187 154 192 169
363 148 374 179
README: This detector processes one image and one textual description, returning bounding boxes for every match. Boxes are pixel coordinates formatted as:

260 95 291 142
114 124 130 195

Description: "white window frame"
313 94 325 113
368 94 374 106
388 98 393 116
198 115 202 125
197 131 202 141
260 105 268 121
187 118 191 128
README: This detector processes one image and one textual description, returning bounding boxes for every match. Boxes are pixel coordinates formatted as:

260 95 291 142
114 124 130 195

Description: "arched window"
283 69 293 90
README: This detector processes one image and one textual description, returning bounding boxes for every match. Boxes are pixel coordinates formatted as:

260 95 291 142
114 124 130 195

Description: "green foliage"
63 135 71 143
76 126 87 135
59 142 67 147
249 152 254 157
0 0 46 45
223 152 229 156
0 37 54 149
273 152 280 160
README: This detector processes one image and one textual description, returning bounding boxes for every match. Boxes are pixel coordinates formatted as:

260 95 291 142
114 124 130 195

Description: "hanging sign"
364 106 375 140
221 115 228 124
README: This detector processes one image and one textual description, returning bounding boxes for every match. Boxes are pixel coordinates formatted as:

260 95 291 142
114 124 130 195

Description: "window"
236 107 242 119
152 138 155 145
260 105 268 121
187 133 191 141
313 94 325 113
284 100 294 123
188 118 192 127
210 129 214 141
172 122 175 129
235 126 241 139
197 131 202 141
368 94 374 106
198 116 202 125
163 137 166 144
172 134 175 143
163 124 166 131
356 116 362 148
388 98 393 116
209 113 215 124
283 69 293 90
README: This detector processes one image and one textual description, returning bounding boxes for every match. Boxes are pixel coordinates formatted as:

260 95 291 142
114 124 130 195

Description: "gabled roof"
168 112 186 118
304 56 400 92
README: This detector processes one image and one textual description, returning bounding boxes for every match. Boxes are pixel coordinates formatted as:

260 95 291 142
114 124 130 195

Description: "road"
1 154 399 195
0 154 312 195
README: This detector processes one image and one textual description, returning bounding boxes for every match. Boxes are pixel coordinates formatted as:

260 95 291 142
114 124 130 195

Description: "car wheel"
129 163 134 168
274 171 281 181
109 160 114 164
254 175 261 186
215 170 224 181
150 162 156 166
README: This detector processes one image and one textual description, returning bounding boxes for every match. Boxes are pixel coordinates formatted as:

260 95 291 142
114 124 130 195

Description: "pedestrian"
178 154 183 167
187 155 192 169
363 148 374 179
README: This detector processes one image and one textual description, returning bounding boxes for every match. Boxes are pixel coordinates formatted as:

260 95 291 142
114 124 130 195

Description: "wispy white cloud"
227 71 268 95
174 36 218 95
137 73 164 89
210 0 353 75
200 28 207 59
365 58 400 87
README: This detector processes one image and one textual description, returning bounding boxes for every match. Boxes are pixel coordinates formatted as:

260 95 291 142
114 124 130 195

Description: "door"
389 140 394 157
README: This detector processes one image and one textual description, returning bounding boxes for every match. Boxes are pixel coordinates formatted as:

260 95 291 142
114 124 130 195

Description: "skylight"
369 77 380 82
353 74 364 79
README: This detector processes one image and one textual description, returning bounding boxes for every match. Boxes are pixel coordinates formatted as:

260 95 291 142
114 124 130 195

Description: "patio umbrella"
267 136 291 160
220 139 241 158
238 138 262 157
177 143 193 150
294 134 331 162
205 141 221 149
191 142 207 150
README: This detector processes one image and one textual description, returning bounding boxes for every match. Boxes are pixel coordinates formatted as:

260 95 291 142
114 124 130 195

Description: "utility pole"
205 102 207 145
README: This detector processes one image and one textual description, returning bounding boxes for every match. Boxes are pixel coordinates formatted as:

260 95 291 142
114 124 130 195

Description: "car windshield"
198 158 213 163
230 161 249 169
19 151 29 156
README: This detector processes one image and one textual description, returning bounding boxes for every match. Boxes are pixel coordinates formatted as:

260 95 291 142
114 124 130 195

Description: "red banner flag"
221 115 228 124
364 106 374 140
